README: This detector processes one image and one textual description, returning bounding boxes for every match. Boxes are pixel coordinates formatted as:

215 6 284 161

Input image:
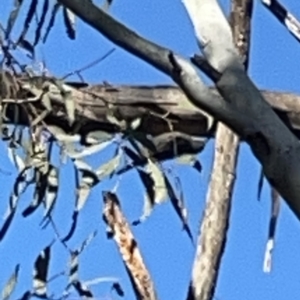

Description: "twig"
62 48 116 80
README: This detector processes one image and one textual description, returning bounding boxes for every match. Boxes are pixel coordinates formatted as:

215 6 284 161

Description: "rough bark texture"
2 73 300 146
2 72 300 168
103 191 158 300
187 1 253 300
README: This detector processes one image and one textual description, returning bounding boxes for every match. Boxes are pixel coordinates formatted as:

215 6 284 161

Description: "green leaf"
40 166 59 228
64 91 75 125
66 138 115 159
177 154 202 172
130 118 141 130
164 174 193 242
43 2 60 43
132 193 153 225
1 264 20 300
62 7 76 40
17 0 38 46
145 159 168 204
95 151 122 181
85 130 114 145
34 0 49 45
5 0 23 39
33 244 52 298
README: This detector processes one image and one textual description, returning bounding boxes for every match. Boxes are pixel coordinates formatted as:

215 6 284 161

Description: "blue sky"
1 0 300 299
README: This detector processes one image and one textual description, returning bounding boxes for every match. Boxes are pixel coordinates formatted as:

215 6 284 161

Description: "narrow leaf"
17 0 38 43
43 3 60 43
33 244 51 298
5 0 23 39
40 166 59 228
145 159 168 204
34 0 49 45
165 174 193 242
257 168 264 201
72 281 93 298
95 152 122 181
62 7 76 40
63 91 75 125
66 139 114 159
22 172 47 218
1 264 20 300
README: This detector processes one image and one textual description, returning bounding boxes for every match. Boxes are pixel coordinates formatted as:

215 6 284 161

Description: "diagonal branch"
102 191 158 300
174 0 300 222
186 1 253 300
261 0 300 43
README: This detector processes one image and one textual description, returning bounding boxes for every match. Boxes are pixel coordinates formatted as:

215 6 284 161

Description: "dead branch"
102 191 158 300
1 73 300 163
187 1 253 300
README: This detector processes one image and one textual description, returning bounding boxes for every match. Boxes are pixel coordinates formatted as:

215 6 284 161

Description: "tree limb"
174 0 300 222
186 1 253 299
103 191 158 300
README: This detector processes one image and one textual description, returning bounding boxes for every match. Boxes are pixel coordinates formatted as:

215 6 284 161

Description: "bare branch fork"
186 1 253 299
177 0 300 220
28 0 300 222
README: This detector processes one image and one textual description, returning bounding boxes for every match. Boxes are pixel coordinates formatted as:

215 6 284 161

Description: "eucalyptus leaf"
7 146 25 172
130 118 141 130
47 125 80 143
64 91 75 125
1 264 20 300
63 7 76 39
176 154 197 165
5 0 22 38
66 138 115 159
33 243 52 298
132 193 153 226
145 159 168 204
34 0 49 45
164 174 193 242
43 2 60 43
40 166 59 228
85 130 114 145
96 151 122 181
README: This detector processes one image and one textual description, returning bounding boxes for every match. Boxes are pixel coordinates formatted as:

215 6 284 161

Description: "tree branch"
103 191 158 300
176 0 300 221
186 1 253 299
2 73 300 165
